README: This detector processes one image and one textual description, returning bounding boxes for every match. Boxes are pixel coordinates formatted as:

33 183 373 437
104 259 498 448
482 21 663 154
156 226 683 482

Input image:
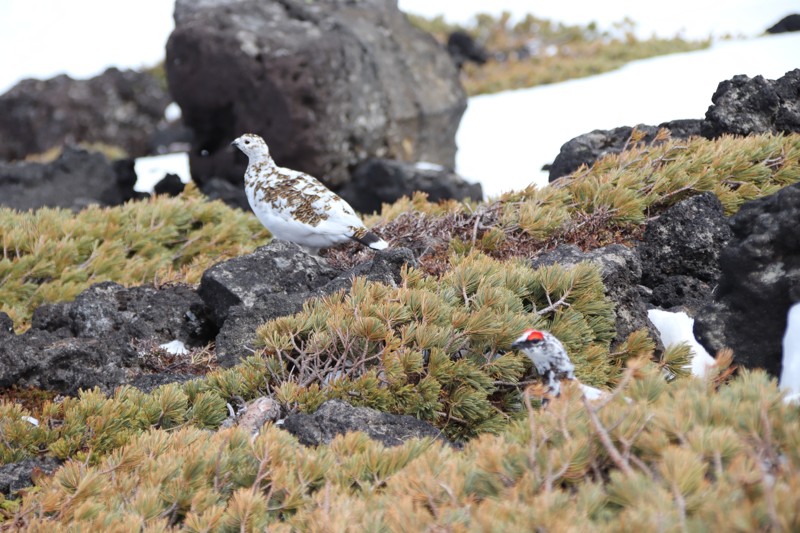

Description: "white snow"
648 309 716 377
457 32 800 198
414 161 446 172
164 102 182 122
134 152 191 193
580 383 606 401
780 303 800 403
159 339 189 356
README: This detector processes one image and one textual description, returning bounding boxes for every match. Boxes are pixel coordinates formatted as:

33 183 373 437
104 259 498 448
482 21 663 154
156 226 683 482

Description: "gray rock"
198 241 339 326
166 0 466 189
638 192 732 314
215 293 311 368
0 67 170 161
531 244 661 349
0 283 216 395
282 399 448 447
694 182 800 377
67 281 214 345
0 312 13 337
702 69 800 138
0 146 142 211
0 333 134 395
0 457 62 497
338 158 483 215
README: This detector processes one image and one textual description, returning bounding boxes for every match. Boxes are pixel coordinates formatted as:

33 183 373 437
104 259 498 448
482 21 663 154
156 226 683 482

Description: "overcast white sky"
0 0 795 93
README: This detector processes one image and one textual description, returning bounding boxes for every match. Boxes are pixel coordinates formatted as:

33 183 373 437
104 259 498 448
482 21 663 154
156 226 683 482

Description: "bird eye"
244 139 251 145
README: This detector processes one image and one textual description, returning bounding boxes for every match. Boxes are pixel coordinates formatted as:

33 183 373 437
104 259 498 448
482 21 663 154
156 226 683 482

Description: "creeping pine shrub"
361 133 800 277
6 368 800 531
0 183 269 330
255 251 619 440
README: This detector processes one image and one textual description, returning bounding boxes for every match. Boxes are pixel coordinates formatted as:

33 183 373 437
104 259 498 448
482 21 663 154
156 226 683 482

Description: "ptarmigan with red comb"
512 329 575 397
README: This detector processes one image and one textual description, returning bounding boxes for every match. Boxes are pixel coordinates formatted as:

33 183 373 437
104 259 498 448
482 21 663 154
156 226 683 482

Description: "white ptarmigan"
512 329 605 401
512 329 575 397
232 133 388 253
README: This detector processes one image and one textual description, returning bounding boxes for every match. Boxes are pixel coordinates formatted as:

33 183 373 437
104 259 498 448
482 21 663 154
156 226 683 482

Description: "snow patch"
159 340 189 356
580 383 605 401
648 309 716 377
164 102 182 122
134 152 191 193
414 161 446 172
456 33 800 198
780 303 800 403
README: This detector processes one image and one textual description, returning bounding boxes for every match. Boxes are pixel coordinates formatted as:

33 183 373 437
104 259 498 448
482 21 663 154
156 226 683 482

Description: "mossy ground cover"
0 184 269 330
1 133 799 528
408 12 710 95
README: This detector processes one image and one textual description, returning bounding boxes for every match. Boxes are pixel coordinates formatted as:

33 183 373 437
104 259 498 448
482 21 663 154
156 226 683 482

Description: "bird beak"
511 340 522 350
230 140 237 147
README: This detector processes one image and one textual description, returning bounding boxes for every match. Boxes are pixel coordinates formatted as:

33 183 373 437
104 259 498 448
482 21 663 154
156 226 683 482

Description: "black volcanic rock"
702 69 800 138
198 241 339 327
338 159 483 214
282 399 449 447
0 457 62 497
447 30 489 69
153 173 185 196
0 68 170 161
166 0 466 190
638 193 732 314
0 282 215 395
766 14 800 34
694 183 800 377
0 146 142 211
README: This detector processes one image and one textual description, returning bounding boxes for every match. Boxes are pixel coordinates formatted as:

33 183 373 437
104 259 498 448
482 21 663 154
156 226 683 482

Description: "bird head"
511 329 547 351
231 133 270 161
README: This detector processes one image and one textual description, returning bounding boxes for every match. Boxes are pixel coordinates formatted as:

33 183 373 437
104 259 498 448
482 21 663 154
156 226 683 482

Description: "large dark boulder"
638 193 732 314
548 121 703 182
0 68 170 161
531 244 660 349
0 146 143 211
198 241 340 327
166 0 466 190
0 282 216 395
338 159 482 214
694 183 800 377
211 243 416 367
766 14 800 34
702 69 800 138
282 399 448 447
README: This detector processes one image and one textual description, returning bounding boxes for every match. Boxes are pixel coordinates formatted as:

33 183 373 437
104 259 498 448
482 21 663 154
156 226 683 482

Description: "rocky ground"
0 1 799 528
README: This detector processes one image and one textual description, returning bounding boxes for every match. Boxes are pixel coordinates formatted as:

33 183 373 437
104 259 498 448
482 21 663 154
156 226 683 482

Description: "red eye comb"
526 330 544 342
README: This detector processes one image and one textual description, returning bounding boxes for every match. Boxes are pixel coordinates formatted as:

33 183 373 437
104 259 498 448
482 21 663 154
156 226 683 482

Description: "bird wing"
275 167 367 238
